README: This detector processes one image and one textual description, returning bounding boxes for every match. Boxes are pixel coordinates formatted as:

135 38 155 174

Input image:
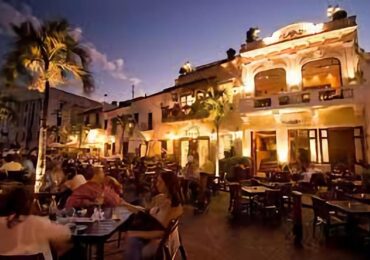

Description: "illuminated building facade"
238 12 370 174
111 9 370 175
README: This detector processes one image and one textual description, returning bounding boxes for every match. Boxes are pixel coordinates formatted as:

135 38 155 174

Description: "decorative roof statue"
246 27 260 43
226 48 236 60
179 61 194 75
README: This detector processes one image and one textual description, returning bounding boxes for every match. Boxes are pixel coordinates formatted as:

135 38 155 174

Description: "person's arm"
127 230 164 240
41 218 72 256
120 199 146 213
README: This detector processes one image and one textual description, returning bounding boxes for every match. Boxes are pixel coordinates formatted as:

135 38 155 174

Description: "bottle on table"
49 195 58 221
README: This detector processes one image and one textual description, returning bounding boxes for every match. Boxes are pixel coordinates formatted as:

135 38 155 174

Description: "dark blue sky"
1 0 369 101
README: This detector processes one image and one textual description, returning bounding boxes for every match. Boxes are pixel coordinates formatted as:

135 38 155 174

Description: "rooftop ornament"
246 27 260 43
179 61 194 75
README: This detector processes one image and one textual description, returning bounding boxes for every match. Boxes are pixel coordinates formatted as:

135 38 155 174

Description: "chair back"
265 189 282 208
310 173 326 188
228 183 241 201
6 171 26 182
336 181 355 194
155 219 185 260
272 172 290 182
0 253 45 260
280 183 292 197
311 196 331 223
291 173 302 182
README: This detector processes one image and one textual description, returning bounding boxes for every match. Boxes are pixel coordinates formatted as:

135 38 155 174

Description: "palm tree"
1 19 94 192
202 87 231 177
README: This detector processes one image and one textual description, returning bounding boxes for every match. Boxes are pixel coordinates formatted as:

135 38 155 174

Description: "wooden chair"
6 171 27 183
311 196 346 238
254 189 282 220
280 183 292 212
310 173 327 191
154 219 187 260
228 183 251 217
0 253 45 260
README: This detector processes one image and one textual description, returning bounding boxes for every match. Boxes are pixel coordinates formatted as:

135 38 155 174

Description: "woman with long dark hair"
0 186 71 259
121 171 183 259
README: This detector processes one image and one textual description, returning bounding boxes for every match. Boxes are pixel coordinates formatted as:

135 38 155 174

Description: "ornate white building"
104 9 370 175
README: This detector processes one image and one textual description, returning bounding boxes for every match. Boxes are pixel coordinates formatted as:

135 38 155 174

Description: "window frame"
254 68 287 97
148 112 153 130
180 93 194 107
319 128 330 164
301 57 343 90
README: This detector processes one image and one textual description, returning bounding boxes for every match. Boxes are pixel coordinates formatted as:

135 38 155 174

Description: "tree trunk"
215 123 220 177
119 123 126 158
34 80 50 193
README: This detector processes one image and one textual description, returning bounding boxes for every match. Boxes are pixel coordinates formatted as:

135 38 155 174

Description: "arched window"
254 68 287 97
302 58 342 90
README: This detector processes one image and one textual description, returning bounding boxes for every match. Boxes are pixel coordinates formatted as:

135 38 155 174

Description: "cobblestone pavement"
104 192 369 260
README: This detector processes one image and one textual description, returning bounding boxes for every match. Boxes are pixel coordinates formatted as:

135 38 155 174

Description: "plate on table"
75 225 88 234
69 217 94 223
66 223 76 231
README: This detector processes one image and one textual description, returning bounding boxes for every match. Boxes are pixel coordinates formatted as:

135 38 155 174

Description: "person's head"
3 186 33 228
4 154 14 163
187 155 194 163
239 157 250 169
65 167 77 180
156 171 181 207
91 166 105 184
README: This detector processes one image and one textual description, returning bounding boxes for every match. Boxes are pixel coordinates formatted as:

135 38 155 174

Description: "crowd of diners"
0 150 216 259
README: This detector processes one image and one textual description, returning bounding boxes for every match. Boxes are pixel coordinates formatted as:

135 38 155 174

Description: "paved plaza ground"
104 191 369 260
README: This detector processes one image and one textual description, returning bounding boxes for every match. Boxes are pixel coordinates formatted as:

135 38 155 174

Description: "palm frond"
2 19 94 94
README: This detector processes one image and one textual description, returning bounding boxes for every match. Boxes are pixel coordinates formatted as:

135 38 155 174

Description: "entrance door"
253 131 278 173
328 128 355 171
198 139 209 168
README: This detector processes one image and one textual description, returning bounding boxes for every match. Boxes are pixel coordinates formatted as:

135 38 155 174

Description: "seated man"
227 157 250 183
65 166 121 209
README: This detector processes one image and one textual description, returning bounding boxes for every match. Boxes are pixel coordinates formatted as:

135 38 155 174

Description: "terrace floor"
104 192 369 260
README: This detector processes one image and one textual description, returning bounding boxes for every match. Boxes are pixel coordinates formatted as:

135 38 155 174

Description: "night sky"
0 0 369 102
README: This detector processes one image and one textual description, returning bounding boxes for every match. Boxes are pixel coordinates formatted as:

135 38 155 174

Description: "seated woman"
57 167 87 209
104 175 123 196
65 166 121 209
121 171 183 260
0 186 71 260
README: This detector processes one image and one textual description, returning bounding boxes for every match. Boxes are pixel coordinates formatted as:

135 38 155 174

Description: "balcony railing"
161 104 210 122
240 86 360 114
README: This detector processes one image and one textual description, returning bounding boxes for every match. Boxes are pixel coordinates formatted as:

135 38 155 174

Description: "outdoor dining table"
69 206 132 260
256 180 292 189
241 185 273 215
327 200 370 216
327 200 370 240
241 185 272 196
346 193 370 204
331 179 362 187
